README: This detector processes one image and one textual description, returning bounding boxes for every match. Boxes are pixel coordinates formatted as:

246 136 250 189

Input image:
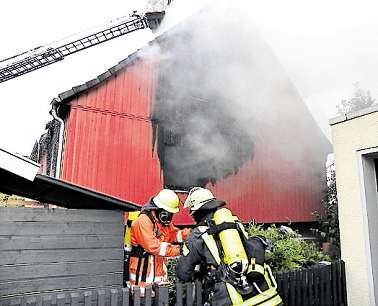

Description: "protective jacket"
176 209 282 306
129 202 190 291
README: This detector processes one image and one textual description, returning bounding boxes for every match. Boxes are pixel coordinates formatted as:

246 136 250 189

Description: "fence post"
42 295 52 306
282 271 289 305
144 286 152 306
325 265 332 306
195 280 202 306
56 294 66 306
295 269 303 306
156 285 169 306
70 292 80 306
110 289 118 306
122 287 130 306
341 261 348 306
186 282 194 306
84 291 92 306
289 270 296 306
133 287 141 306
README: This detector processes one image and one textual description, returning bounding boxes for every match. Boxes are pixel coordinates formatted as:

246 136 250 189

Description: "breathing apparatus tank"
124 211 140 252
213 208 248 277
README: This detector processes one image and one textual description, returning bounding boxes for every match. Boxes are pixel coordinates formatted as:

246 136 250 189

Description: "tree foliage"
247 224 329 272
337 83 375 115
312 164 341 258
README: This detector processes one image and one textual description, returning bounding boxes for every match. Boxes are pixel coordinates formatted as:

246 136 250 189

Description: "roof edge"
329 104 378 125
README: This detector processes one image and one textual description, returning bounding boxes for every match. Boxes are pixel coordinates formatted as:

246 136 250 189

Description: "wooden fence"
0 208 124 298
0 260 347 306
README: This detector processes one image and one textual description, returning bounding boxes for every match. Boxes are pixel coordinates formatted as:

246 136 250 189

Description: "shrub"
247 224 330 272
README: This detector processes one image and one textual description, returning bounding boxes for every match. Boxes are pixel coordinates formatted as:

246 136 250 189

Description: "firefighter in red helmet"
128 189 191 294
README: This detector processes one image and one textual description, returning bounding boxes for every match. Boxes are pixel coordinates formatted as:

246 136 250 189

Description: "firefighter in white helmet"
177 187 283 306
128 189 191 294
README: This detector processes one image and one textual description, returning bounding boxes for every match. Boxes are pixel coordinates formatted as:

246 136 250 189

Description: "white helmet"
184 187 224 214
153 189 180 213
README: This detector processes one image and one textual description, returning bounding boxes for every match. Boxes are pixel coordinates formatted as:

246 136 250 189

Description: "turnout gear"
177 190 282 306
153 189 180 213
127 195 190 293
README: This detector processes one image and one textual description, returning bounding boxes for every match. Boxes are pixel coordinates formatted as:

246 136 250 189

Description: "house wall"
331 110 378 306
56 35 330 224
61 57 163 204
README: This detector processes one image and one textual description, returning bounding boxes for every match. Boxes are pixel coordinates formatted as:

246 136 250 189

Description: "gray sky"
1 0 378 155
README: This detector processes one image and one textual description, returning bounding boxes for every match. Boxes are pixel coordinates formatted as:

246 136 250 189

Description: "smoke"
135 0 332 189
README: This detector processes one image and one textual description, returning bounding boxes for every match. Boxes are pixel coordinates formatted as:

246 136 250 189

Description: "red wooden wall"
61 57 163 204
59 55 328 224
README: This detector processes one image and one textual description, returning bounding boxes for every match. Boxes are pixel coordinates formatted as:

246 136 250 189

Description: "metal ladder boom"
0 15 149 83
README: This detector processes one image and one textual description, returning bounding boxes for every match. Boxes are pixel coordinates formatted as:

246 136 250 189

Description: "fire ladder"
0 13 162 83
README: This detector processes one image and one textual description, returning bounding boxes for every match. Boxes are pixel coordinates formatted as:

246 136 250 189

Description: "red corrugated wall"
61 57 163 204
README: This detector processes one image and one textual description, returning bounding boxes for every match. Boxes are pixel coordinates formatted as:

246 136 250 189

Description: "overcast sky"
1 0 378 155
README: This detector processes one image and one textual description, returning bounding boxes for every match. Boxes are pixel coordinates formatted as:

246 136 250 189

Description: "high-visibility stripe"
227 284 280 306
130 273 165 284
159 242 169 256
176 230 183 242
198 226 221 264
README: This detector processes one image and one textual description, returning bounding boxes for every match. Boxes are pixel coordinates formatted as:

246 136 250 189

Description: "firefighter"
177 187 283 306
128 189 190 294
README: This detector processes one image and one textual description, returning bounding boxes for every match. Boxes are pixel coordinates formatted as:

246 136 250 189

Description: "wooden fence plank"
282 271 289 305
341 261 348 306
319 266 325 306
314 266 320 306
331 262 338 306
83 291 92 306
175 281 183 306
0 260 122 281
144 286 152 306
133 287 141 306
195 280 202 306
302 268 308 306
70 292 79 306
289 270 296 306
308 269 315 306
0 222 121 236
0 273 123 296
0 235 123 251
122 288 130 306
41 295 52 306
156 286 169 306
186 283 194 306
336 261 343 305
98 289 106 306
56 294 66 306
325 265 331 306
110 289 118 306
295 269 302 306
0 248 123 265
0 208 122 223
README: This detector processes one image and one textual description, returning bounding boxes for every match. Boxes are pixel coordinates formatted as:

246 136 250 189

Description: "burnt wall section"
0 208 123 298
153 29 255 190
30 119 61 177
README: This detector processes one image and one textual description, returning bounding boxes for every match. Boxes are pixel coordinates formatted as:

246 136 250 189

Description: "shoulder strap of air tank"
198 226 221 265
141 210 155 225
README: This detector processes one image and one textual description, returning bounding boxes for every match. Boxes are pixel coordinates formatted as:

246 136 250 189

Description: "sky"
1 0 378 155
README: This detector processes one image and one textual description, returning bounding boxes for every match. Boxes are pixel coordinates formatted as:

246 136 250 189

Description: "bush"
247 224 330 272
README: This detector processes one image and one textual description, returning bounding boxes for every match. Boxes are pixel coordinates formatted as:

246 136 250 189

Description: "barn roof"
56 34 167 105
